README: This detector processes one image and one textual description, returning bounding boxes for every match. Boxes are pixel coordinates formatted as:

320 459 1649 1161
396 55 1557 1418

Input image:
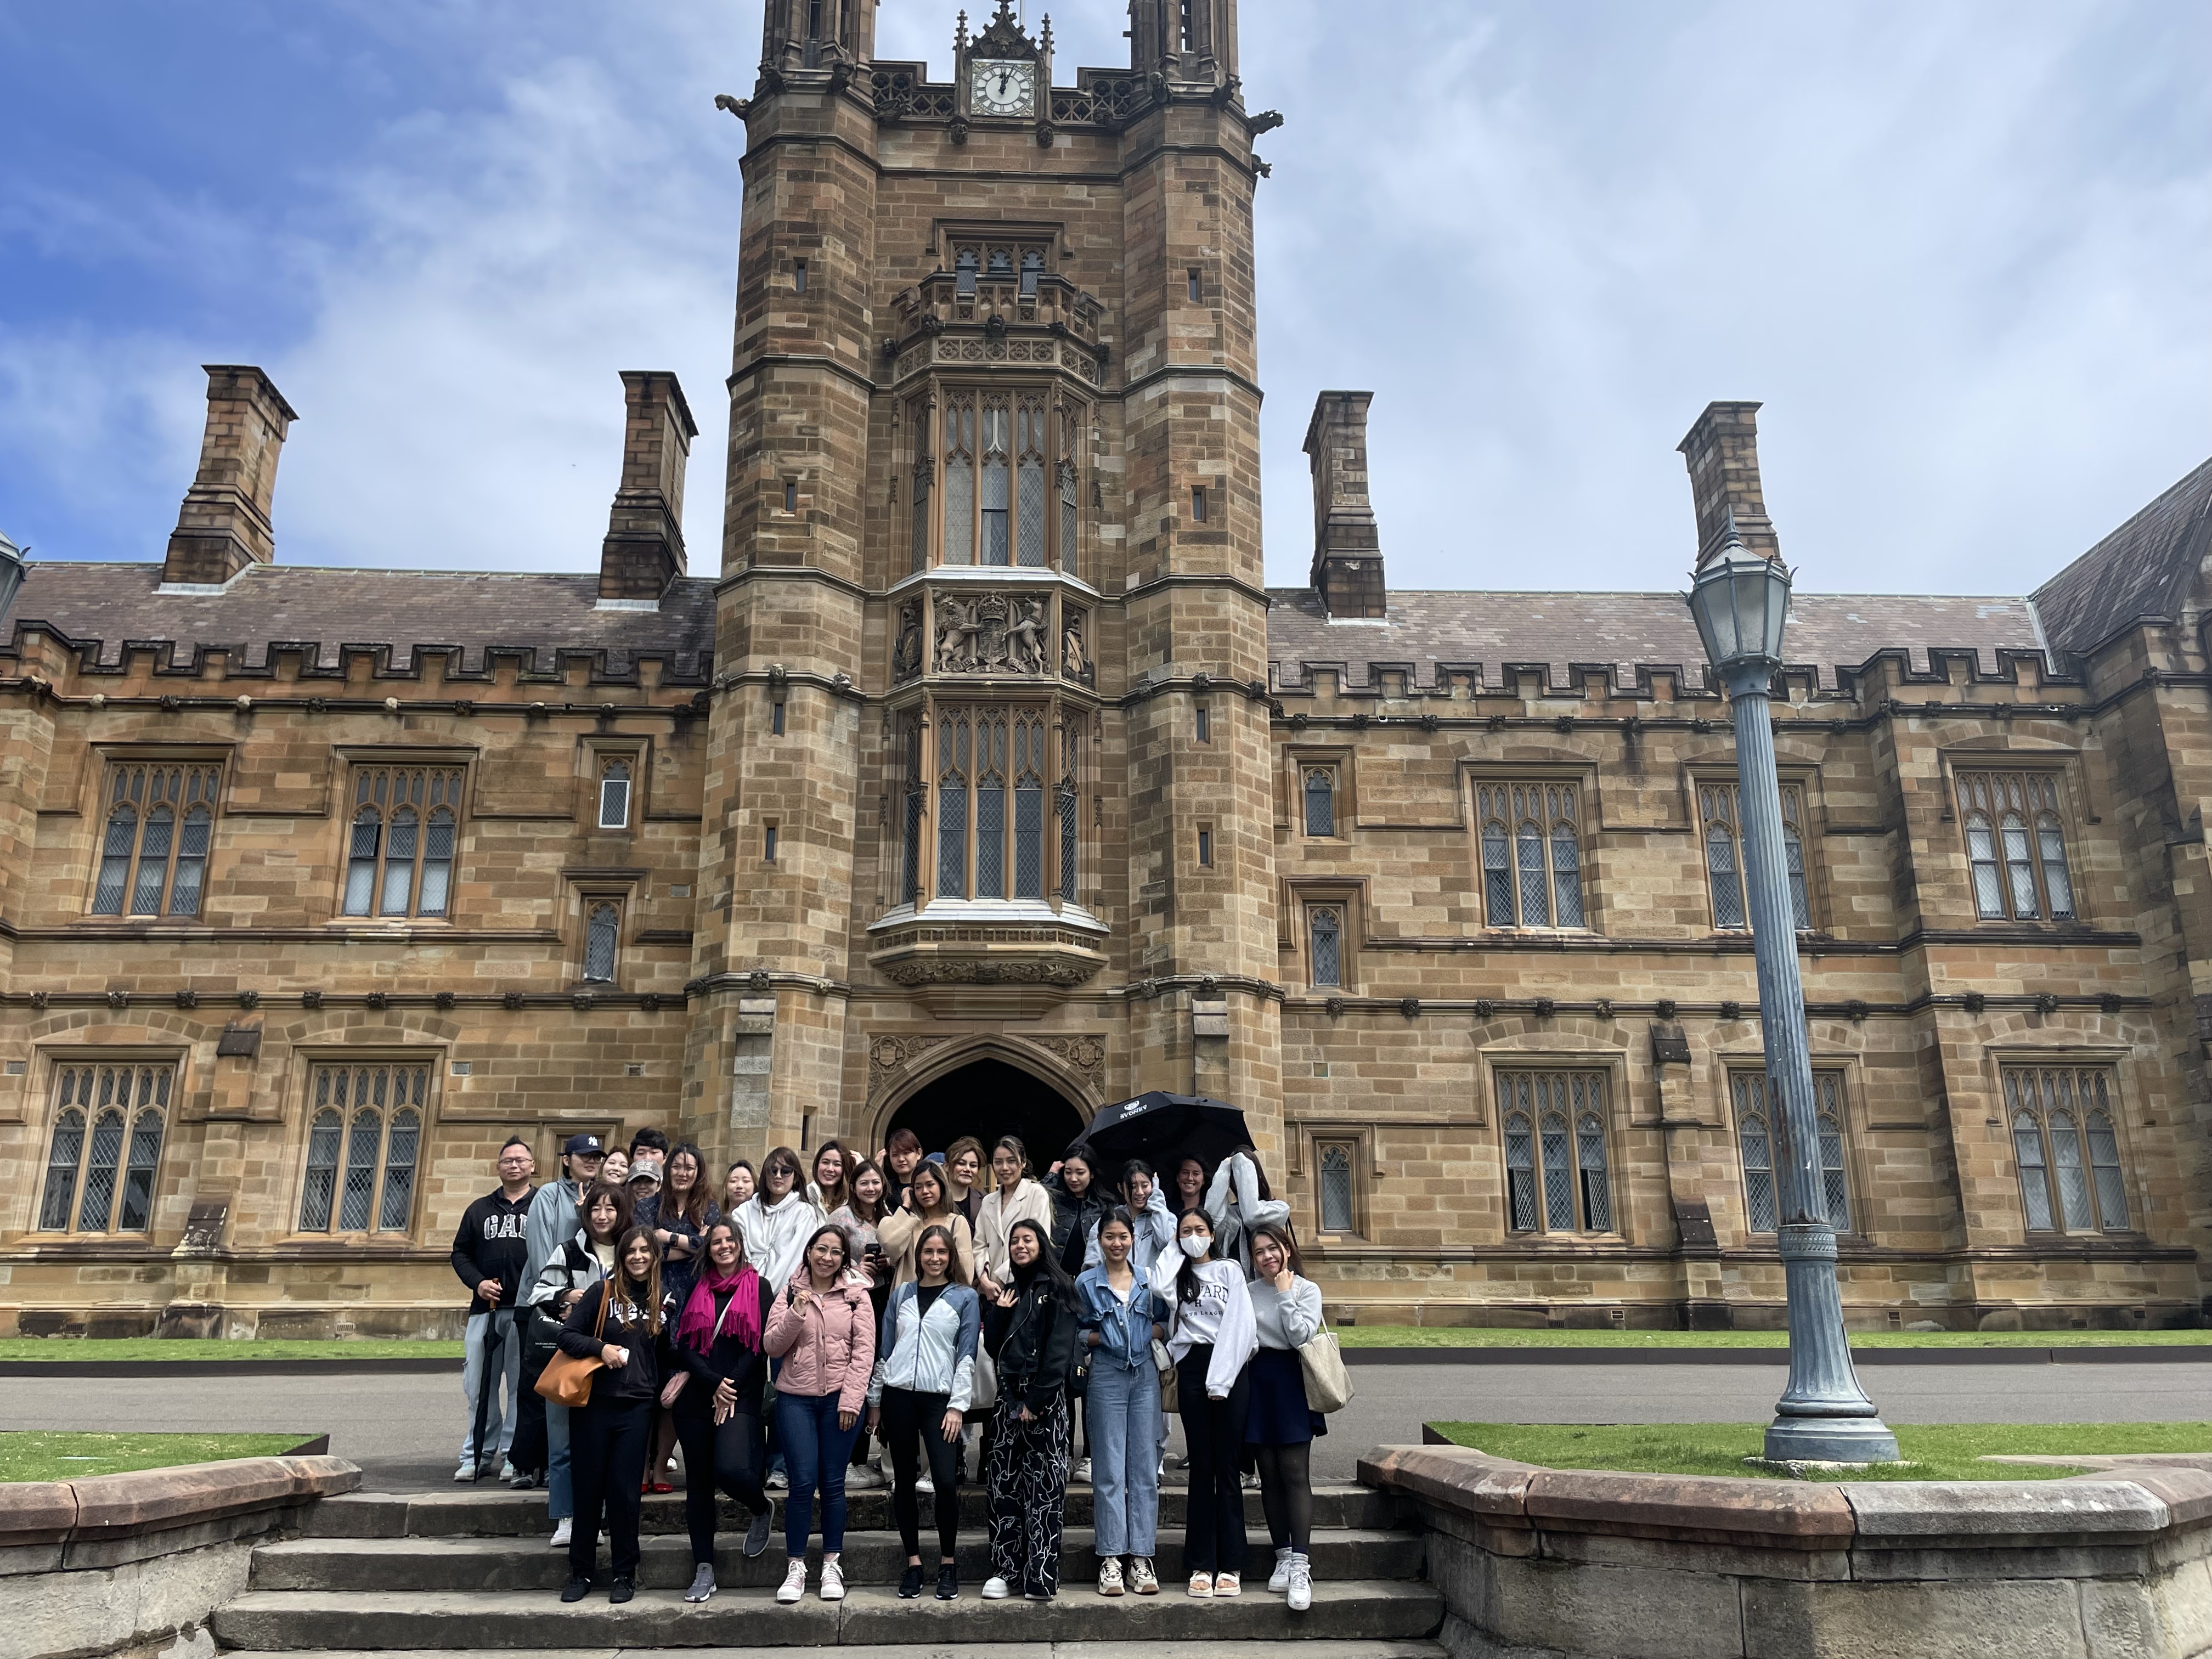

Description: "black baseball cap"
563 1133 605 1158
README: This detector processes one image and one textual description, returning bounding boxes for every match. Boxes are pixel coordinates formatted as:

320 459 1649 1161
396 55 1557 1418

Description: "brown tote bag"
533 1282 608 1408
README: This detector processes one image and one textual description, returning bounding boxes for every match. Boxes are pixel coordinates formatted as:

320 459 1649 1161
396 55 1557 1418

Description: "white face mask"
1179 1234 1210 1260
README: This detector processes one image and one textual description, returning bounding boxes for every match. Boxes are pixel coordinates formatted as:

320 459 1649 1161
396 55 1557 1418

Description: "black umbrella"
1068 1091 1251 1175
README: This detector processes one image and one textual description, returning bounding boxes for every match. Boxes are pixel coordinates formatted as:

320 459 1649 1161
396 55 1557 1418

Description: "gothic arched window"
1499 1071 1613 1233
2004 1064 2128 1234
89 763 221 918
1308 906 1342 988
342 765 463 919
584 902 620 983
38 1063 172 1234
1957 772 2075 922
1479 783 1583 927
1700 781 1810 931
1303 768 1336 838
299 1063 430 1235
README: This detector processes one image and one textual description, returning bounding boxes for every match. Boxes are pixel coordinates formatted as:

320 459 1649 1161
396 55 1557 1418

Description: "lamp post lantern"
1686 523 1899 1464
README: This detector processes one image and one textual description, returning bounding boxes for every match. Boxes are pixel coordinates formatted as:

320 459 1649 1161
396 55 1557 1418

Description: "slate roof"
2030 454 2212 667
1265 588 2044 696
4 562 716 685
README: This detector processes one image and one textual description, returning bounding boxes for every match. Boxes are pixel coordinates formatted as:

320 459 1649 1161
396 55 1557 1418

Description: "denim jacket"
1075 1265 1167 1370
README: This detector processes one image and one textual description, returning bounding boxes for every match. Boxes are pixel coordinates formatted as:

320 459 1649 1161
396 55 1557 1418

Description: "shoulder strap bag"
1296 1300 1355 1414
534 1283 609 1408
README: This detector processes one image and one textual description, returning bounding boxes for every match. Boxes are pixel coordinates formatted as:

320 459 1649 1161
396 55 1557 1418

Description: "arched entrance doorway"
884 1059 1087 1166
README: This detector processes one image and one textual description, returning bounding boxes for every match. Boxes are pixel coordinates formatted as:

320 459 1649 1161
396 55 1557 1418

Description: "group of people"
450 1125 1325 1611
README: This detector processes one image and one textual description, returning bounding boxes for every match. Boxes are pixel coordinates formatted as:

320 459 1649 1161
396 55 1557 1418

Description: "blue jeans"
1087 1356 1162 1557
459 1310 521 1466
547 1401 573 1521
775 1389 860 1558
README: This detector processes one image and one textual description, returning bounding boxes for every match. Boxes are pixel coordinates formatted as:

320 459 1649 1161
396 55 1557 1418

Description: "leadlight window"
298 1063 427 1234
597 760 631 830
1700 781 1809 932
1057 714 1082 902
1318 1142 1356 1233
1959 772 2075 922
1016 397 1048 567
910 398 933 573
1477 782 1583 928
900 714 926 907
956 249 979 297
91 763 220 917
583 902 620 983
1502 1071 1612 1233
1731 1070 1852 1233
38 1063 171 1233
1304 767 1337 837
1058 419 1080 575
342 765 462 919
1309 905 1342 987
928 707 1068 904
2005 1065 2129 1234
1020 249 1043 298
943 393 976 565
980 394 1012 564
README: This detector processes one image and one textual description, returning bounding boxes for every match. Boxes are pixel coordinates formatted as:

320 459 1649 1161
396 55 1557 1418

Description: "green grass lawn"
1429 1420 2212 1482
0 1432 318 1483
1338 1325 2208 1350
0 1338 463 1363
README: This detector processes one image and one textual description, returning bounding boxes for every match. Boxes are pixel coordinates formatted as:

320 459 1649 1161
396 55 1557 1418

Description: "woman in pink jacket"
763 1224 877 1604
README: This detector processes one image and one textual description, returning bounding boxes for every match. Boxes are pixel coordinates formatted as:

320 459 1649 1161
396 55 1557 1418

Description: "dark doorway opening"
884 1059 1086 1166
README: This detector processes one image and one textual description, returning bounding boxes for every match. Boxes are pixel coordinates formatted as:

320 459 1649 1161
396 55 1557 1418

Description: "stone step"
300 1483 1398 1539
250 1528 1424 1593
217 1642 1447 1659
211 1582 1447 1649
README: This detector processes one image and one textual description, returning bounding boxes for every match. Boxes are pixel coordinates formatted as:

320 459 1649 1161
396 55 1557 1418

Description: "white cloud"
8 1 2212 599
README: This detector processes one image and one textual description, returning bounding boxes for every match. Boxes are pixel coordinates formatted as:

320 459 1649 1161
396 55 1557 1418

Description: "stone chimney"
598 371 698 602
1677 400 1781 567
161 365 296 586
1304 390 1385 619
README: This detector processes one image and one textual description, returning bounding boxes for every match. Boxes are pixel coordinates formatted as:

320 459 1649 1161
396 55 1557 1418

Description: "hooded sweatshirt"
452 1186 534 1316
735 1189 827 1290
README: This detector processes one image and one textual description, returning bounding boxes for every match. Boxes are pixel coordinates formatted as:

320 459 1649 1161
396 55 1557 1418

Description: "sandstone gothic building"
3 0 2208 1338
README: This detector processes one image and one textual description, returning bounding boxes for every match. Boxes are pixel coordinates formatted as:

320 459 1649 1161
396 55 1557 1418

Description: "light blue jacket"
1075 1265 1167 1369
867 1280 982 1412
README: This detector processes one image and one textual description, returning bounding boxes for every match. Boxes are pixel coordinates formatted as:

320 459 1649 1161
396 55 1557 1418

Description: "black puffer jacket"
981 1265 1077 1414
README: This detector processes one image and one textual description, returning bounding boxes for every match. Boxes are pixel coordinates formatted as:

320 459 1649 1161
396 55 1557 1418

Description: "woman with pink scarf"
662 1219 778 1602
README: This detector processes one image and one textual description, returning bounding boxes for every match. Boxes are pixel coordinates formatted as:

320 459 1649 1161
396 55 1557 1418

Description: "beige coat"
876 1207 977 1291
975 1177 1055 1286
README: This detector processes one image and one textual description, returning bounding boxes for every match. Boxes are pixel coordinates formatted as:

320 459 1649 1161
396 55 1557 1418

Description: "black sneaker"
935 1562 960 1601
560 1576 591 1604
609 1576 635 1605
744 1500 775 1559
899 1564 925 1599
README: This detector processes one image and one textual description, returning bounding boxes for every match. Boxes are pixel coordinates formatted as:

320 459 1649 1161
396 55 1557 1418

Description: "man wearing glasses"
451 1136 538 1481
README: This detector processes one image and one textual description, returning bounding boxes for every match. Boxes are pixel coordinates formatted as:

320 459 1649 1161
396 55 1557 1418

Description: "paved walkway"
13 1361 2210 1492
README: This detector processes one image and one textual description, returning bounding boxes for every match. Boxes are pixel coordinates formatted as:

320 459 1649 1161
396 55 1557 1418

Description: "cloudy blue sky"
4 1 2210 596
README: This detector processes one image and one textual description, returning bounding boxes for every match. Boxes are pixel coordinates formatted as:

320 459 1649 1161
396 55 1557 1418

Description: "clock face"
971 59 1036 119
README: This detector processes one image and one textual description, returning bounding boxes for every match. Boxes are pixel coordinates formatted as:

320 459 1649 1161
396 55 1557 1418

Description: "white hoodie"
735 1190 826 1290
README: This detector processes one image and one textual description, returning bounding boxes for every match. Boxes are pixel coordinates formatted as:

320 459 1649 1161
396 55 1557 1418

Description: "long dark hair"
910 1159 952 1220
612 1224 664 1333
811 1139 851 1212
664 1142 712 1229
760 1144 803 1197
844 1156 888 1226
703 1216 747 1265
1173 1207 1216 1305
793 1222 850 1297
1006 1216 1075 1308
1249 1219 1302 1278
994 1134 1031 1183
1096 1205 1139 1263
915 1223 965 1286
578 1180 634 1243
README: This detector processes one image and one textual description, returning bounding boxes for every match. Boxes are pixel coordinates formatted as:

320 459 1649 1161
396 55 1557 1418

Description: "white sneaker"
1268 1547 1293 1593
454 1460 477 1483
1097 1556 1124 1597
767 1469 789 1491
1286 1554 1312 1612
1075 1457 1092 1483
548 1518 572 1549
776 1559 808 1604
820 1560 845 1602
982 1576 1012 1600
1240 1470 1260 1489
917 1473 934 1494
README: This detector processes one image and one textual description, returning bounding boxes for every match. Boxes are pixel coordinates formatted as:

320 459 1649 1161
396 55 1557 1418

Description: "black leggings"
1178 1345 1250 1576
882 1386 963 1562
570 1395 652 1580
672 1404 768 1565
1254 1442 1313 1552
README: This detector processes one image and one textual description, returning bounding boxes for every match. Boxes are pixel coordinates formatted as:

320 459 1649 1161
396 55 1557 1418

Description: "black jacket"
557 1278 662 1404
452 1187 535 1316
1046 1177 1109 1277
663 1278 777 1420
983 1268 1077 1414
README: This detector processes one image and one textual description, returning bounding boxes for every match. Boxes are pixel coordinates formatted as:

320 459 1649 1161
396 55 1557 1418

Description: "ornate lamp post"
1686 523 1899 1464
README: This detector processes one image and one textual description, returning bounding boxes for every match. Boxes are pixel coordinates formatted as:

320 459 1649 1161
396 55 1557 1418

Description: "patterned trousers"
986 1389 1070 1594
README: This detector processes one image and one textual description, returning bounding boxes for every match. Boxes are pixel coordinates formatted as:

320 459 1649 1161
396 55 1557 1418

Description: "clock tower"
701 0 1282 1172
